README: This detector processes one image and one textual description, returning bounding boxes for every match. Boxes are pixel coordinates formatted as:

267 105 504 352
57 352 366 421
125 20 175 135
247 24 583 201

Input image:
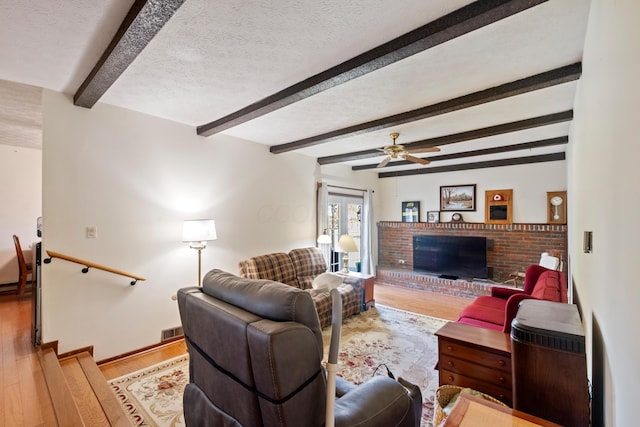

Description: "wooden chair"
13 235 33 296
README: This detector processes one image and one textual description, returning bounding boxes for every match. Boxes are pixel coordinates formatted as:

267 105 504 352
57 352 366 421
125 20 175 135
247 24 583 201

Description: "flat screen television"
413 235 488 280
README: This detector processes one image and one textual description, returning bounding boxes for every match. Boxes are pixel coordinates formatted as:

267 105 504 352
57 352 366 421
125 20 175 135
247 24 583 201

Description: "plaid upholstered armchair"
238 247 363 328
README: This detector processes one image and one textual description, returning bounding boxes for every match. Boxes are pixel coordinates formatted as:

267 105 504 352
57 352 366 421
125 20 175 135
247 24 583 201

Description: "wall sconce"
336 234 358 274
317 229 332 244
183 219 217 286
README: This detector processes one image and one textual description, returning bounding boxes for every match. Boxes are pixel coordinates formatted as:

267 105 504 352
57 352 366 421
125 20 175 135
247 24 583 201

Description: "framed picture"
440 184 476 211
401 201 420 223
426 211 440 223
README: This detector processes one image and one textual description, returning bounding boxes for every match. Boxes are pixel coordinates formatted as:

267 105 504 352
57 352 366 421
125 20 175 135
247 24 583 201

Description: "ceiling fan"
376 132 440 168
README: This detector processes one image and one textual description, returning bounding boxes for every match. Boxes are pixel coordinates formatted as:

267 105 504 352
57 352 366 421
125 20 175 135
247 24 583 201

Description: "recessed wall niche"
485 189 513 224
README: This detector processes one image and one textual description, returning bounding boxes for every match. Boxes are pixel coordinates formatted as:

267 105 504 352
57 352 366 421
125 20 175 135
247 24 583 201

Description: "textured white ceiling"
0 0 591 172
0 80 42 150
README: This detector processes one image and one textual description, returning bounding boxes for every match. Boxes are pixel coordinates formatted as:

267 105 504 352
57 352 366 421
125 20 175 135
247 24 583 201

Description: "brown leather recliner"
177 269 422 427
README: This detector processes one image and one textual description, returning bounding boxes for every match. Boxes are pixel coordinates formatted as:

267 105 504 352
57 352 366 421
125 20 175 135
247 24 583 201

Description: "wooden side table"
443 393 562 426
435 322 512 406
341 271 375 310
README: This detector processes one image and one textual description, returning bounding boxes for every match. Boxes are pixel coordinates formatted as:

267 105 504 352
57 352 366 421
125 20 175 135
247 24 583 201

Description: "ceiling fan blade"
377 157 391 168
403 154 430 165
407 146 440 153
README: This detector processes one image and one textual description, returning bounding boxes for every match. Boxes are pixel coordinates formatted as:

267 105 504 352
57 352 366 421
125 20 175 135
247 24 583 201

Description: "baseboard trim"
96 336 185 366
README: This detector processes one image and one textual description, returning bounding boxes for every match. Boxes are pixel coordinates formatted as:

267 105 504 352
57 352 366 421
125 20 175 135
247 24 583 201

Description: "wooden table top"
442 393 562 427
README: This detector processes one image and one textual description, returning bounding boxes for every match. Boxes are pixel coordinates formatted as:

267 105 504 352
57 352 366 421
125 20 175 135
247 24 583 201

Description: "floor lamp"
183 219 217 286
317 230 332 270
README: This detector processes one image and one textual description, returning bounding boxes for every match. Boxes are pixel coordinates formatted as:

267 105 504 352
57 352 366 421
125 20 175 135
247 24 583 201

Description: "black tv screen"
413 235 488 280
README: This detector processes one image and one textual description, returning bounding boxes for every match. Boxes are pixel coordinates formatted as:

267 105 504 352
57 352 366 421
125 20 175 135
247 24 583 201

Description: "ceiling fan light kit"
376 133 439 168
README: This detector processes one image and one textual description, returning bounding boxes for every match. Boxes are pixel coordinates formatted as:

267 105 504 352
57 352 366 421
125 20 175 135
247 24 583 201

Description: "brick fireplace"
376 221 567 298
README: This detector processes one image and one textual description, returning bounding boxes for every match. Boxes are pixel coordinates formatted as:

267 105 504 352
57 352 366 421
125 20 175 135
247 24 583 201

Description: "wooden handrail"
45 250 146 285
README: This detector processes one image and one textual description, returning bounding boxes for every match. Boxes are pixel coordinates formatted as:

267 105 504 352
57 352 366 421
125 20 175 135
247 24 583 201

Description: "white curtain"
317 182 331 270
361 189 375 275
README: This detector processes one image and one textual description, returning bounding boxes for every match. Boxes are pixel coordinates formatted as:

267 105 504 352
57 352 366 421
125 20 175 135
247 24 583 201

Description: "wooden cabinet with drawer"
435 322 512 406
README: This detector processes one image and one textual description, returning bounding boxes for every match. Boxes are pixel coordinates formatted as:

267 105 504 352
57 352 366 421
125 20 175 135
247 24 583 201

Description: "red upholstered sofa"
457 265 568 333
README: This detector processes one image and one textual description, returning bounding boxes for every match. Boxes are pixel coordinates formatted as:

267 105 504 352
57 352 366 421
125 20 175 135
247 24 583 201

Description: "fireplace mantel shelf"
377 221 567 232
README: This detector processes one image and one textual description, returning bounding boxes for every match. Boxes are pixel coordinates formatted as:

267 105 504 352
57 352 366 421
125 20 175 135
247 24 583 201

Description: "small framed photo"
426 211 440 223
440 184 476 211
401 201 420 223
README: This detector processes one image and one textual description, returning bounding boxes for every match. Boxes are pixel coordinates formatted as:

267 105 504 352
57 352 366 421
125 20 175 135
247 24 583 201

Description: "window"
327 194 362 272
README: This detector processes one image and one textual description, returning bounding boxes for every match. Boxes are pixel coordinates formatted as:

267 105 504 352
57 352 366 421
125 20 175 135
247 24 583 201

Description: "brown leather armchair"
177 269 422 427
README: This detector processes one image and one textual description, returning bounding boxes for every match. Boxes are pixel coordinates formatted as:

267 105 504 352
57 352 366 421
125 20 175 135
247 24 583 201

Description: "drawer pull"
499 377 506 383
498 360 506 367
447 345 454 352
447 361 454 368
447 375 454 382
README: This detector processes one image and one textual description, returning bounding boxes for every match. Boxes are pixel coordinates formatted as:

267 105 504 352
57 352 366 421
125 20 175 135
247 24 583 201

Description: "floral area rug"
110 354 189 426
323 305 448 427
110 305 447 427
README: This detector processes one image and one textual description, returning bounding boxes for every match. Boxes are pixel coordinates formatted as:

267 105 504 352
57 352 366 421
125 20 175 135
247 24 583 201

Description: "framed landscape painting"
440 184 476 211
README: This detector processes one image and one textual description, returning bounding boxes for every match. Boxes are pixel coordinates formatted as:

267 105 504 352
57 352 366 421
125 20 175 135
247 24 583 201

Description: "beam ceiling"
378 153 565 178
352 136 568 170
317 110 573 165
197 0 547 137
270 63 580 154
74 0 186 108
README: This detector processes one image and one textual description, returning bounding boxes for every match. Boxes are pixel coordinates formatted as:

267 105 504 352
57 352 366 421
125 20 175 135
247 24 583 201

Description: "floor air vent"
161 326 184 341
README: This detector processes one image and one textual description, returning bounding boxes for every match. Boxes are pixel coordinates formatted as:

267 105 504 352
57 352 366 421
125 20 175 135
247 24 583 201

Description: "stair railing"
44 250 146 285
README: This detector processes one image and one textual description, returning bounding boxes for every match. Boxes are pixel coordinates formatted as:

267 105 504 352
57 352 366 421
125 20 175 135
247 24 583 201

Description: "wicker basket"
433 385 506 426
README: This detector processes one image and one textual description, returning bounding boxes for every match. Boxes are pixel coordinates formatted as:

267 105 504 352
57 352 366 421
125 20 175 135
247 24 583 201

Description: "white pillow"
312 272 343 290
539 252 560 270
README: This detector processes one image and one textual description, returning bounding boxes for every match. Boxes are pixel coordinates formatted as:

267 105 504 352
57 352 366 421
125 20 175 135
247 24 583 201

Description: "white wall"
0 145 42 284
41 90 344 360
568 1 640 425
377 161 566 223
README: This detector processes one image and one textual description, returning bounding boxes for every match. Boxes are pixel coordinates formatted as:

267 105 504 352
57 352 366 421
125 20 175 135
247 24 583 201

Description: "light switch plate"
583 231 592 253
86 226 97 239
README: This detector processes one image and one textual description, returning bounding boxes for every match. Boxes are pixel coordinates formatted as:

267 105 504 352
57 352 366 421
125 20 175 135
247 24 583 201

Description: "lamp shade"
336 234 358 253
182 219 217 242
317 234 332 244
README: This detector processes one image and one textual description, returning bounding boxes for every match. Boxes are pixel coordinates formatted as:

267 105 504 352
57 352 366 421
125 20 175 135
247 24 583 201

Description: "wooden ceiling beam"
73 0 186 108
317 111 573 165
197 0 547 137
271 63 580 154
352 136 568 170
378 153 565 178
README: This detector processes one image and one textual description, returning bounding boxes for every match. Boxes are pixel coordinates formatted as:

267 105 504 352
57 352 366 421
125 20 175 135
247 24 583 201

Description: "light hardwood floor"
99 283 471 379
0 282 471 424
374 283 471 321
